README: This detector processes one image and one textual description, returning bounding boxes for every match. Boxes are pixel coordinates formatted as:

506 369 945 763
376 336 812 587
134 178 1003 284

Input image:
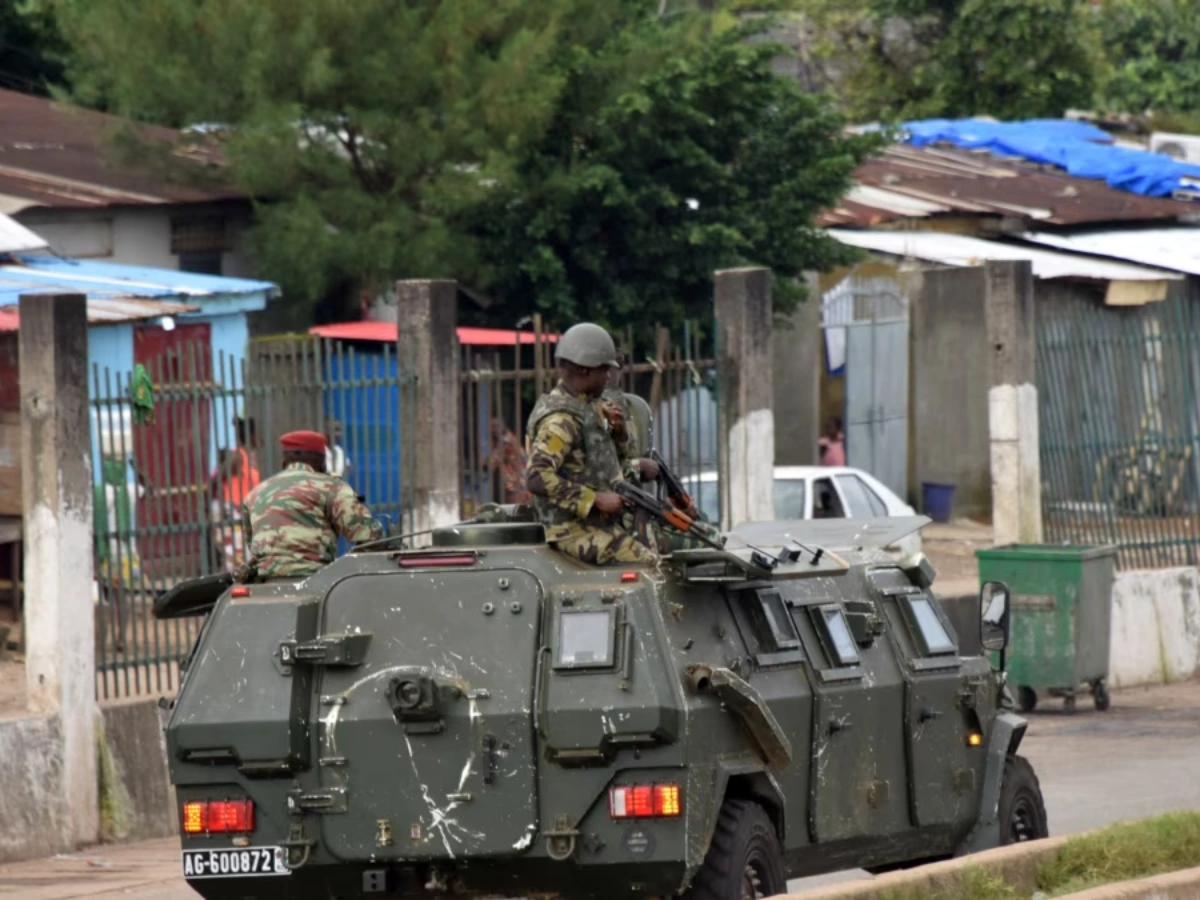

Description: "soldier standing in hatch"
525 323 662 565
241 430 383 581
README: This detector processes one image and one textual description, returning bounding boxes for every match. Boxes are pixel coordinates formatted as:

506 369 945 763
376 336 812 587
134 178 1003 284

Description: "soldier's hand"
593 491 624 516
637 458 661 481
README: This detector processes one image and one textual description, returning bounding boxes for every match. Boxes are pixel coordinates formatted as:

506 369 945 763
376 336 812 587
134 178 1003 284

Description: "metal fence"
90 336 418 700
1038 288 1200 570
459 318 728 523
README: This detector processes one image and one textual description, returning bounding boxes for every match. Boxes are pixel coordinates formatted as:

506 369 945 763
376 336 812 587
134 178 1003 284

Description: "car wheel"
998 754 1048 845
682 799 785 900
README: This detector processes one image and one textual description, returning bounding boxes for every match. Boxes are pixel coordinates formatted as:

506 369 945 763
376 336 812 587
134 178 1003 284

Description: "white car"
682 465 922 557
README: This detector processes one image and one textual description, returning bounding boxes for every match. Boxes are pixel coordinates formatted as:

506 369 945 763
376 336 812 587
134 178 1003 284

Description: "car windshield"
686 477 806 522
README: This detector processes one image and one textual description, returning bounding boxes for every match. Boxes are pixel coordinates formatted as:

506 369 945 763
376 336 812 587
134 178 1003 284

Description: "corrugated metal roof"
0 254 278 306
0 297 198 332
0 88 243 212
1016 227 1200 277
826 229 1183 282
0 213 47 253
818 144 1199 228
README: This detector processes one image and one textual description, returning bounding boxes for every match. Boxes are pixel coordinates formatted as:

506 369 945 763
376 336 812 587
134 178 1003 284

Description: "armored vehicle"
156 511 1046 900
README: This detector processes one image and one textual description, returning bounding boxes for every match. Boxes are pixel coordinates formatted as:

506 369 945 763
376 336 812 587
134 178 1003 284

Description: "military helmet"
556 323 620 369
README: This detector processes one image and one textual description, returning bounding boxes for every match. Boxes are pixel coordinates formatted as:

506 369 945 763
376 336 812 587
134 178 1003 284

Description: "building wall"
910 266 993 519
15 201 256 278
773 278 822 465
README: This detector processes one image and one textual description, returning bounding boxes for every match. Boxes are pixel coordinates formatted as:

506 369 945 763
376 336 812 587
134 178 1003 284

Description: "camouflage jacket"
241 463 383 579
526 382 638 542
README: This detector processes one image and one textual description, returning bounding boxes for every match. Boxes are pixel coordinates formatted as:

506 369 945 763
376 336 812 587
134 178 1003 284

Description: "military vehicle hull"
162 518 1045 900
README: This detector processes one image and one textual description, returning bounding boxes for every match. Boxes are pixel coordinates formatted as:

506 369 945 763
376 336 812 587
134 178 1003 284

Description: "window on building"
171 215 228 275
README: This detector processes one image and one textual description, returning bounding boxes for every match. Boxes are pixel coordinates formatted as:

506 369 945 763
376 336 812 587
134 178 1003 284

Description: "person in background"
326 419 350 479
818 416 845 467
487 417 530 504
208 415 260 572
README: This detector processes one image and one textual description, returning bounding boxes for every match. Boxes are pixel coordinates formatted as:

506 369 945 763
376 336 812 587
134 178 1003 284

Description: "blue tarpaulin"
901 118 1200 199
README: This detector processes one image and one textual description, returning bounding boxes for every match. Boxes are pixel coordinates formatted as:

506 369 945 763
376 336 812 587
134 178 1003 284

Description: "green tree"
0 1 66 95
1095 0 1200 129
39 0 605 326
803 0 1099 122
466 20 880 333
40 1 874 332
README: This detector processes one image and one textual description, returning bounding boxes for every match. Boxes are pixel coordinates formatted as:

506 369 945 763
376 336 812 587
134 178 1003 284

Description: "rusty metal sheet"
818 145 1199 227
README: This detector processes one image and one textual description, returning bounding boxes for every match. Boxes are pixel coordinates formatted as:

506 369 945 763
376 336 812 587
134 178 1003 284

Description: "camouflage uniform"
242 462 383 580
526 382 657 566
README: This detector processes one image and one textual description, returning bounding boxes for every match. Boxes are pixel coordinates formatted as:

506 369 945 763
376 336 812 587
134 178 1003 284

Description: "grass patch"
877 867 1021 900
874 812 1200 900
1036 812 1200 897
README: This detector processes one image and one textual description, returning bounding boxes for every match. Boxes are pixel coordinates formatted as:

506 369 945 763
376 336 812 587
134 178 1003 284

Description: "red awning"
309 321 558 346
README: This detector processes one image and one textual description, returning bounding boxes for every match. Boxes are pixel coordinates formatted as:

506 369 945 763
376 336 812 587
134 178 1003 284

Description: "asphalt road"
5 680 1200 900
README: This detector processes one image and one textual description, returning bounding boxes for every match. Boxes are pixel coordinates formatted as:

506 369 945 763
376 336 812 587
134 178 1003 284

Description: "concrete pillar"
19 292 99 847
715 267 775 530
984 261 1043 546
396 280 461 538
772 273 821 466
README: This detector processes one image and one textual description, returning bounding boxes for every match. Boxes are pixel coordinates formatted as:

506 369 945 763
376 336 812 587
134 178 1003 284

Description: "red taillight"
397 554 476 568
230 586 250 597
182 799 254 834
608 783 682 819
620 572 638 583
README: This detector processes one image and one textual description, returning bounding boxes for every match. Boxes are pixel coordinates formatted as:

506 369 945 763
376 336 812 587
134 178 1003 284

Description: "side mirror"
980 580 1010 654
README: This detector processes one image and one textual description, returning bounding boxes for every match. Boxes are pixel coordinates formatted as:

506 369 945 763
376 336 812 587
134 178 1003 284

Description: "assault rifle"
613 479 726 552
647 448 700 519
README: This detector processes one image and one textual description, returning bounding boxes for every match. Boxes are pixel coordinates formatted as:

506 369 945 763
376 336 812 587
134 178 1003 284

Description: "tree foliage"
1095 0 1200 128
38 0 875 334
802 0 1098 122
466 22 880 332
0 1 66 95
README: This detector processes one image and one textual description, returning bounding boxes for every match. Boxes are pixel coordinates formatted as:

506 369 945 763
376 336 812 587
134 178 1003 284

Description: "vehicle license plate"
182 846 288 878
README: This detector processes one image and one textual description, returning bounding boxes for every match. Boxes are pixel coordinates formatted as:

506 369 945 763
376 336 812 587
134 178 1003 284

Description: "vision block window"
906 596 957 656
748 588 802 654
557 609 616 669
812 605 860 667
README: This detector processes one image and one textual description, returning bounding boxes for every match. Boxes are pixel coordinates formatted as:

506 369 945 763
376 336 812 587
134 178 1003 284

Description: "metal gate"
822 277 909 499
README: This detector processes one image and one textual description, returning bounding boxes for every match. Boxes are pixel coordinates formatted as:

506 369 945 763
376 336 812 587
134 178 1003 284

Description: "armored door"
793 584 911 843
875 569 980 828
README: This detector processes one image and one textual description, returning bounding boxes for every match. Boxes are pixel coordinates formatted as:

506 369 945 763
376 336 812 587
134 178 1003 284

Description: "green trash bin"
975 543 1117 714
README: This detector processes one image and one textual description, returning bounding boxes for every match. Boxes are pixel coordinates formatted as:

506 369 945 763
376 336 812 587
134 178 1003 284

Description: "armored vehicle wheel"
998 755 1048 845
682 799 785 900
1092 680 1111 711
1017 686 1037 712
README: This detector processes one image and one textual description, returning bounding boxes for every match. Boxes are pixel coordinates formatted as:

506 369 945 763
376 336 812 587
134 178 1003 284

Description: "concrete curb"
773 836 1070 899
1059 865 1200 899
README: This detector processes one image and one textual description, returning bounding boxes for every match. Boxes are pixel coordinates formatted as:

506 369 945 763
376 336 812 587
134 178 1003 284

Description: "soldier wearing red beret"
240 429 383 581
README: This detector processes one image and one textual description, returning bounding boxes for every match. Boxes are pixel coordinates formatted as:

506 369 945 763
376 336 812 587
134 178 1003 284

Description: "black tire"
1017 685 1037 712
1093 681 1111 711
998 754 1049 845
682 799 786 900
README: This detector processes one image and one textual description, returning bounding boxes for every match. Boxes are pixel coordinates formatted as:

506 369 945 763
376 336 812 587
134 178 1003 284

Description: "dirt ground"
922 517 992 596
